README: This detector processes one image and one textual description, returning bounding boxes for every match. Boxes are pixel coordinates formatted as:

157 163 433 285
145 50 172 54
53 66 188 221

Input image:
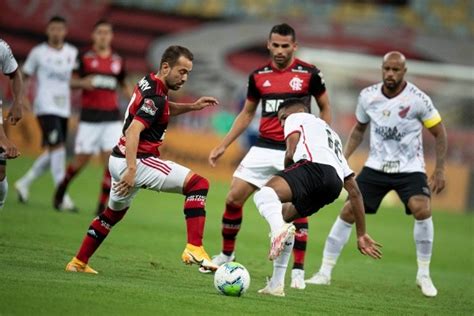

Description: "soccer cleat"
14 181 29 204
305 272 331 285
53 181 67 210
57 194 78 212
199 252 235 273
258 278 285 297
290 269 306 290
268 223 296 260
65 257 98 274
416 276 438 297
182 244 219 272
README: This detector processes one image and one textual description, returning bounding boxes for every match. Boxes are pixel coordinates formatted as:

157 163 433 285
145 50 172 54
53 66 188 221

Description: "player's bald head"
383 51 406 66
382 51 407 92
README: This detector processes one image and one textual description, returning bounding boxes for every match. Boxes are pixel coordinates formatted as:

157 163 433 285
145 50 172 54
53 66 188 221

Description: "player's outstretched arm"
168 96 218 116
343 121 368 159
7 69 23 125
427 122 447 194
344 175 382 259
284 132 300 168
208 99 258 167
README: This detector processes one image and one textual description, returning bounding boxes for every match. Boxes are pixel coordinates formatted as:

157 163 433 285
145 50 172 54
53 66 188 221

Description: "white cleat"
14 181 29 204
305 272 331 285
58 194 78 212
258 278 285 297
290 269 306 290
198 252 235 274
416 276 438 297
269 223 296 260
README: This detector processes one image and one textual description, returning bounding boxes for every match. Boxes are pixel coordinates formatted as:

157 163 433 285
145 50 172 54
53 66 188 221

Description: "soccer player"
253 98 381 297
54 20 132 214
15 16 78 210
0 38 24 208
65 45 219 274
208 23 331 288
306 52 447 298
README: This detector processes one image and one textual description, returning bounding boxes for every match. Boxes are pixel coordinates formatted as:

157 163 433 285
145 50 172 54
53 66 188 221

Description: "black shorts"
356 167 431 215
37 115 68 147
276 160 343 217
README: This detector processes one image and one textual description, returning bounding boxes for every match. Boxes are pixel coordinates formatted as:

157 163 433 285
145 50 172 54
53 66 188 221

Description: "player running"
0 38 24 208
208 23 331 288
15 16 78 210
65 45 220 274
54 20 132 214
254 98 382 297
306 52 447 298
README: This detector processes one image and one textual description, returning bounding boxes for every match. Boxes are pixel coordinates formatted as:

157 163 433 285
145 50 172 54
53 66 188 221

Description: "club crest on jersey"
141 98 157 116
289 76 303 91
111 60 121 74
398 106 410 118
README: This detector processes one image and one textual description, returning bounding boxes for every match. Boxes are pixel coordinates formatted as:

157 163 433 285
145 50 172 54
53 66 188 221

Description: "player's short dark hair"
93 19 113 30
160 45 194 68
269 23 296 41
278 98 306 112
48 15 66 25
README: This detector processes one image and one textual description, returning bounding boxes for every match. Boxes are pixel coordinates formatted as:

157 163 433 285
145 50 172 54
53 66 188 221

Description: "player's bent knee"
412 207 432 220
184 173 209 194
108 199 131 212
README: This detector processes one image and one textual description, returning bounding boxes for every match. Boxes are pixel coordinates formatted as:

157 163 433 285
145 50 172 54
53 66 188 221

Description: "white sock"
271 235 294 287
253 186 285 234
50 147 66 186
19 151 50 187
320 216 353 277
414 217 434 278
0 176 8 208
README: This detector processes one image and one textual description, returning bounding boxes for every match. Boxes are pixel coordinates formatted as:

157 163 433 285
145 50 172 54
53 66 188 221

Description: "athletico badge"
141 98 157 116
398 106 410 118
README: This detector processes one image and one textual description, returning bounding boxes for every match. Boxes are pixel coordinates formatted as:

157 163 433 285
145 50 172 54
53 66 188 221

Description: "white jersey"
356 82 441 173
0 39 18 75
284 113 353 182
23 42 78 117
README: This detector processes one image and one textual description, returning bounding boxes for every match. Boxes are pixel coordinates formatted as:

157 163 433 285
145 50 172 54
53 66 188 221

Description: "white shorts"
108 155 190 209
233 146 285 188
75 121 122 154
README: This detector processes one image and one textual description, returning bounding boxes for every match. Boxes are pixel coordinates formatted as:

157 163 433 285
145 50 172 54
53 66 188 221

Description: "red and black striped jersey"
247 58 326 149
76 48 126 122
113 73 169 158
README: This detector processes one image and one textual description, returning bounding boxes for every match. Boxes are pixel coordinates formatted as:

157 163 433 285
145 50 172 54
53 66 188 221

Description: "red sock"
76 207 128 263
64 164 80 184
96 168 111 214
222 203 243 255
183 174 209 247
293 217 308 270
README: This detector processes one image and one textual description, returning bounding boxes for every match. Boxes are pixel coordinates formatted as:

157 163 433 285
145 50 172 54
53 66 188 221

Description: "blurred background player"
0 38 23 208
65 45 219 274
54 20 132 214
306 52 447 298
14 16 78 210
207 23 331 288
254 98 381 297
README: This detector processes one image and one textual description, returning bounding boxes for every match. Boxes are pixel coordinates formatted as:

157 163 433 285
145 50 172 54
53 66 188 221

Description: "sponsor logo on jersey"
374 126 406 141
289 76 303 91
111 60 121 74
398 106 410 118
141 98 157 116
263 80 272 87
138 77 151 91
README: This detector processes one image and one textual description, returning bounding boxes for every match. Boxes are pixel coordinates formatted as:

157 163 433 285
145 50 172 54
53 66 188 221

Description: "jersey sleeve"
134 96 166 128
283 114 301 139
309 67 326 98
0 40 18 75
416 94 442 128
355 92 370 124
22 46 38 76
246 73 260 102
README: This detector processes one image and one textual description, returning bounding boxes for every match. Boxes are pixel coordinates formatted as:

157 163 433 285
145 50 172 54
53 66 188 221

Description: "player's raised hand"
429 169 445 194
7 99 23 125
114 168 135 197
0 136 20 159
193 96 219 110
209 145 225 167
357 233 382 259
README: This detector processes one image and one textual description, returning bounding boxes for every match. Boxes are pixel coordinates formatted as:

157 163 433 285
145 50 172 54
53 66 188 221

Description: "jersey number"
326 128 342 162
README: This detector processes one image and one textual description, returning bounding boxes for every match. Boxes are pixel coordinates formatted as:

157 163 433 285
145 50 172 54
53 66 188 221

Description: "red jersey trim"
300 124 313 162
285 130 301 140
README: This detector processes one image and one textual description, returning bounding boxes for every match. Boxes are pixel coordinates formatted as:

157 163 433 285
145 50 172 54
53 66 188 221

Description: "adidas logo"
87 229 98 238
263 80 271 87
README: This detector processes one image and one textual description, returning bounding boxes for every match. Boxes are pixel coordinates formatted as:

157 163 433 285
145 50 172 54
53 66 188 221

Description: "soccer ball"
214 262 250 297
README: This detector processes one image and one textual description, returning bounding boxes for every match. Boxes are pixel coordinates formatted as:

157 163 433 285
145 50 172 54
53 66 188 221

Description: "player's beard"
273 53 292 69
383 78 401 91
166 78 184 91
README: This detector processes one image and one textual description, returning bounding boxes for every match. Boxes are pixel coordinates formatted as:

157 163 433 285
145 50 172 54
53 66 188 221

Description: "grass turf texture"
1 157 473 315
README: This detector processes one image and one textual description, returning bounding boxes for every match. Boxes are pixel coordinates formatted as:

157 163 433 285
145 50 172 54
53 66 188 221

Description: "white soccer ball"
214 262 250 296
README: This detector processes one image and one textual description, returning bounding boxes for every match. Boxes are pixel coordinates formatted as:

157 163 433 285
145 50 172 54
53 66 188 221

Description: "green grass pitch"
1 157 473 315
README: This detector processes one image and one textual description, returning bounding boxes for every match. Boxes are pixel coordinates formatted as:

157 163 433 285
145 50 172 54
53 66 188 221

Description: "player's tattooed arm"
343 121 368 159
427 122 447 194
169 96 218 116
284 132 300 168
